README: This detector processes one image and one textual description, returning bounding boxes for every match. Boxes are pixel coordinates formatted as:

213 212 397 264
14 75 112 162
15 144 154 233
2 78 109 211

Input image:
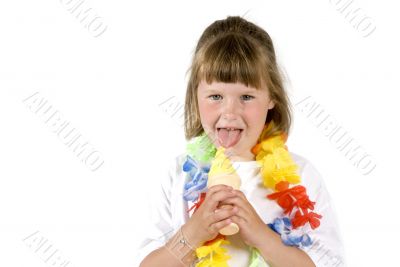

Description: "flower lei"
182 122 322 266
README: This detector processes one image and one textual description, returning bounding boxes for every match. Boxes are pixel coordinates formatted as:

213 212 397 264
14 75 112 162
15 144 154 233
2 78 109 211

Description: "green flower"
186 132 216 163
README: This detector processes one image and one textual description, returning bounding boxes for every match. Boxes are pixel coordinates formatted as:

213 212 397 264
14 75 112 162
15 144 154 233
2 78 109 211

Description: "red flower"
267 181 321 229
295 195 315 212
267 181 310 215
292 210 322 230
187 192 206 213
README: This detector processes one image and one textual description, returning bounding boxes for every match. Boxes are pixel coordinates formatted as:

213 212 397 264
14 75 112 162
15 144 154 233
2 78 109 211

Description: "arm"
225 189 316 267
255 226 316 267
140 227 197 267
140 185 239 266
140 248 192 267
138 156 189 266
255 161 346 267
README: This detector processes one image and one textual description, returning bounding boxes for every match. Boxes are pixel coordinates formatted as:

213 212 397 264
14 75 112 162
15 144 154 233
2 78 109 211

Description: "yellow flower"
259 147 301 189
254 134 286 161
196 238 231 267
260 135 286 154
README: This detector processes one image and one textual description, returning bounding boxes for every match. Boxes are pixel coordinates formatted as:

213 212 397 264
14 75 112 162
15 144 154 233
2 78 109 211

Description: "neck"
226 151 256 162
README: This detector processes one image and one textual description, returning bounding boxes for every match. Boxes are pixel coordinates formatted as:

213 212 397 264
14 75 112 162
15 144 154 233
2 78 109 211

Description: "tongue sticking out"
217 129 242 148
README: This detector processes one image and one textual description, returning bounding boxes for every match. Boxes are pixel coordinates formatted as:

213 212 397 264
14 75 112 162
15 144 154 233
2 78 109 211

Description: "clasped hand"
182 184 268 249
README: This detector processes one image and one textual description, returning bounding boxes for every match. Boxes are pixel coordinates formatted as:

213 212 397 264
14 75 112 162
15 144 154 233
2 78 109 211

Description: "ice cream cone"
208 147 241 235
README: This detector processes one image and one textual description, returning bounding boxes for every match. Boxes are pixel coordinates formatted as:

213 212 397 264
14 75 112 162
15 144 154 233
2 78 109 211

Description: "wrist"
164 227 197 266
181 224 203 248
253 224 274 249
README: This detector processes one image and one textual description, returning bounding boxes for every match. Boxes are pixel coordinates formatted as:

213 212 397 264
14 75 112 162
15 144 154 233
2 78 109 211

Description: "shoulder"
289 151 325 192
149 152 188 198
160 152 189 190
167 152 187 176
289 150 337 215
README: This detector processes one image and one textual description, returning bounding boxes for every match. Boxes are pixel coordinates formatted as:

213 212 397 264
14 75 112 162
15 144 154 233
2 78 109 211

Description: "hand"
182 185 239 247
220 190 270 248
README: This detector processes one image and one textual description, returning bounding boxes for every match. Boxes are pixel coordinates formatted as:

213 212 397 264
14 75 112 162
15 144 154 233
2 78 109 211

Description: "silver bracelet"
164 227 196 266
179 227 195 251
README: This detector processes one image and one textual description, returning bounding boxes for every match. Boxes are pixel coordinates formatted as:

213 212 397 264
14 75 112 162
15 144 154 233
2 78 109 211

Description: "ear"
267 100 275 110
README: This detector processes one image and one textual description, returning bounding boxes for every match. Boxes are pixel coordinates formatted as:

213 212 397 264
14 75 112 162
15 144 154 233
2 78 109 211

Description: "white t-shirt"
135 152 346 267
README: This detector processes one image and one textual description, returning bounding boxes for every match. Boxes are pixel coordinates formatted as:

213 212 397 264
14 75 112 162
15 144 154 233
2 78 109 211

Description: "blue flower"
182 155 210 202
268 217 312 247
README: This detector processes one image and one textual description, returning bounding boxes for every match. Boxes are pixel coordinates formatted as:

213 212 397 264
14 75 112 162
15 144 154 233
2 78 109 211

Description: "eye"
209 95 222 100
241 95 254 101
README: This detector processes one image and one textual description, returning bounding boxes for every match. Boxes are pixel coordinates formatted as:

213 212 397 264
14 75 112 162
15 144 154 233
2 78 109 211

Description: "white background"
0 0 399 266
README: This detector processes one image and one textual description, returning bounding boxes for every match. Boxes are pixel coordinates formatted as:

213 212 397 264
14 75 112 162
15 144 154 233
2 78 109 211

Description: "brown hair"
184 16 292 141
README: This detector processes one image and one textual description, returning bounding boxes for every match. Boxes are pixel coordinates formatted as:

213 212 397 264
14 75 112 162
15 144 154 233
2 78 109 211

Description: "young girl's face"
197 80 275 161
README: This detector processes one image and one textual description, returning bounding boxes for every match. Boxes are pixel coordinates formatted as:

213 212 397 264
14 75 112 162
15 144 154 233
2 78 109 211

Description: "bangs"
197 33 267 89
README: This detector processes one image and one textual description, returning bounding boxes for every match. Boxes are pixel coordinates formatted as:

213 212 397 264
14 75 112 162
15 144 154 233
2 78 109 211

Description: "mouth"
216 127 243 148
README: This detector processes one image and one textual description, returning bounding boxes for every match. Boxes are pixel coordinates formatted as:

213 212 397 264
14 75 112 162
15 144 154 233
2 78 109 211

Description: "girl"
138 16 345 267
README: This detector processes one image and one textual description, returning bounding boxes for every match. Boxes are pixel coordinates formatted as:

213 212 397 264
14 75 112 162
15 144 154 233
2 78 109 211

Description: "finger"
230 214 247 225
219 197 253 220
233 191 260 215
219 196 247 211
209 218 233 234
232 190 247 201
204 185 234 206
207 184 233 195
203 189 236 210
206 205 238 225
229 207 250 224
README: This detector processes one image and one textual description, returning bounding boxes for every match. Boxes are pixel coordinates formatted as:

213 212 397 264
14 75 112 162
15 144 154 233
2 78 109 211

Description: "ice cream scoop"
208 147 241 235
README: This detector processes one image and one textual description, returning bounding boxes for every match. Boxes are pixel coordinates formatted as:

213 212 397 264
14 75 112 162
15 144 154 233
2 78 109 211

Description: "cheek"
245 106 268 124
243 107 268 138
198 101 217 124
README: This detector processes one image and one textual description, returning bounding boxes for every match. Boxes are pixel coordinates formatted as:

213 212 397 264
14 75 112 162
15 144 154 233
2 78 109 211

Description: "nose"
221 98 241 120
